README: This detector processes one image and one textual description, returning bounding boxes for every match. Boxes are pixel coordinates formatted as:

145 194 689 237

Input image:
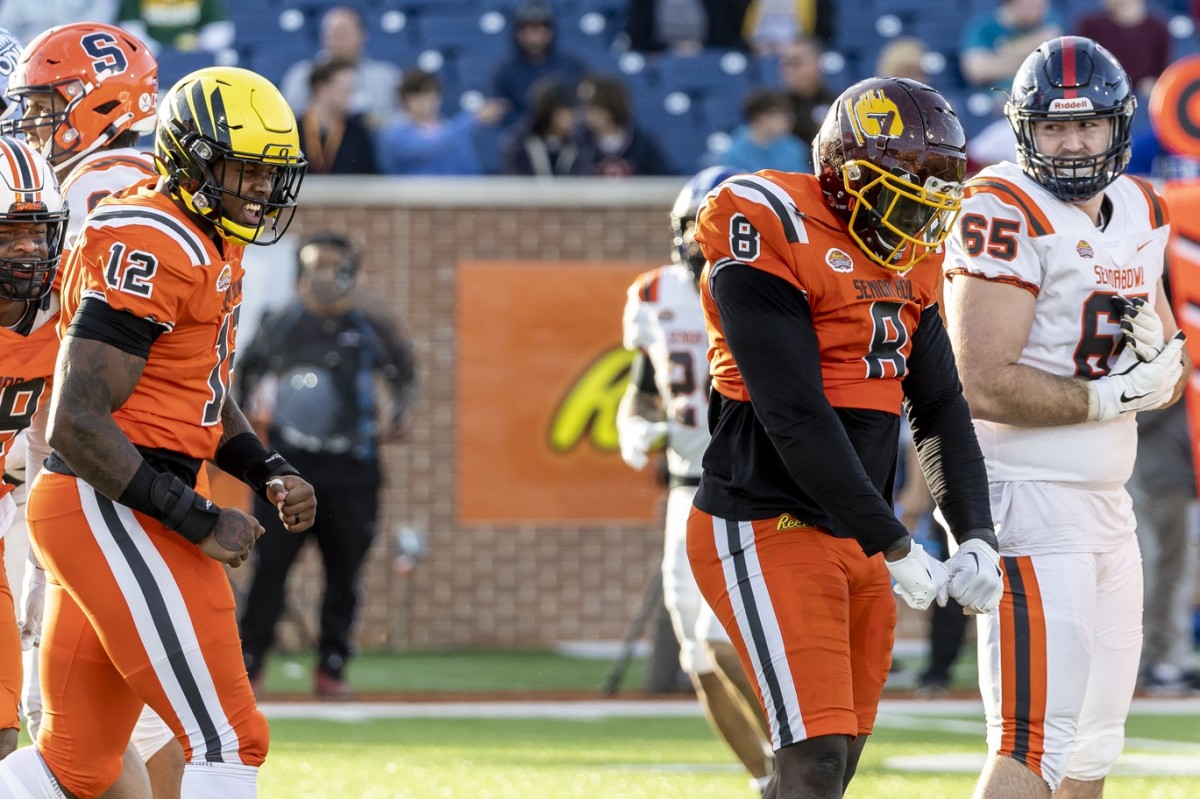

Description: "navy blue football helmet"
671 165 741 278
1006 36 1135 202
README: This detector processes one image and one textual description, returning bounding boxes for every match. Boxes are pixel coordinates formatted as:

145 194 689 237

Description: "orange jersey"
60 178 244 460
695 170 941 414
0 304 59 499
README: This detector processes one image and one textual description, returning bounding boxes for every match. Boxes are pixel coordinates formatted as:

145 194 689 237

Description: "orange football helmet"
1 23 157 172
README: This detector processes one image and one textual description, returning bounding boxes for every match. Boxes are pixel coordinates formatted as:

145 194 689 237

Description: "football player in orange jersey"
0 135 68 767
684 77 1004 799
0 23 187 799
0 66 311 799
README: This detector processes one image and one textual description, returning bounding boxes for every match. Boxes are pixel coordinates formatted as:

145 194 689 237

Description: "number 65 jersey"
943 161 1170 487
58 177 244 461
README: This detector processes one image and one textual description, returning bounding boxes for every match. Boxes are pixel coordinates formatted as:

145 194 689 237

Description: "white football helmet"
0 134 67 303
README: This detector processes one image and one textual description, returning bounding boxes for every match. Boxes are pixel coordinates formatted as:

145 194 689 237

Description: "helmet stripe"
207 83 230 146
189 78 218 144
0 138 36 202
1061 36 1078 98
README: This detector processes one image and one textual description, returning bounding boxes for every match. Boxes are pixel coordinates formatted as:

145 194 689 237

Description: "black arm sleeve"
712 264 911 554
630 350 657 394
66 296 164 358
902 304 996 546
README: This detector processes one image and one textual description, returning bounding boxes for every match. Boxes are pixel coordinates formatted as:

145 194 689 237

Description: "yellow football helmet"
155 66 306 245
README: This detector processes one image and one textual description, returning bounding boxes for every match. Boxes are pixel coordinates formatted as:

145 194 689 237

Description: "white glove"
945 538 1004 614
18 559 46 650
885 540 949 611
1087 332 1185 421
617 417 668 471
1118 296 1165 362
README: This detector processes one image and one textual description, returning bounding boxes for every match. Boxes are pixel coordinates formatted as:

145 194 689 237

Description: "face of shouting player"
215 158 279 231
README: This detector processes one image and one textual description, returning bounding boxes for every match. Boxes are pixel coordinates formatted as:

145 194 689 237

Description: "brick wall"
231 177 685 650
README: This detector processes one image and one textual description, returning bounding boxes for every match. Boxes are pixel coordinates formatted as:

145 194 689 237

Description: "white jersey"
59 147 157 251
622 264 710 478
944 161 1170 489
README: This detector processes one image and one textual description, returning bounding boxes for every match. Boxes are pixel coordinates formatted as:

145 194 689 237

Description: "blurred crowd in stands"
3 0 1199 177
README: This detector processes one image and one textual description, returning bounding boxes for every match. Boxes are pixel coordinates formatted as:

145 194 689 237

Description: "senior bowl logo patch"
216 264 232 292
847 89 904 145
1076 240 1094 259
826 248 854 273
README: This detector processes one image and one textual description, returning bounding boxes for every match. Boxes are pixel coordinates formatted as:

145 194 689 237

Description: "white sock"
0 746 66 798
181 761 257 798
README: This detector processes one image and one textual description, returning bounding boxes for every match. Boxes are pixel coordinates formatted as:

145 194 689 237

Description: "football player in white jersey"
2 22 185 799
943 36 1189 799
617 166 774 795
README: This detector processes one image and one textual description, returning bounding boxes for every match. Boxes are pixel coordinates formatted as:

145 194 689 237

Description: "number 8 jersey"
943 161 1170 486
58 177 244 460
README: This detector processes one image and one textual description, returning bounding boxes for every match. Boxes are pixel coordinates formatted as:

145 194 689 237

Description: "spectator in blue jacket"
718 88 807 174
490 0 585 127
377 70 506 175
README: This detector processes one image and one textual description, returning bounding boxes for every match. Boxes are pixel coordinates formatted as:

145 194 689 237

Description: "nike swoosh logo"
968 552 979 569
1137 241 1152 252
1121 391 1149 403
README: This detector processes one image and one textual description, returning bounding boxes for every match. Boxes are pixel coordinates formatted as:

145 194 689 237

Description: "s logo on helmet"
847 89 905 145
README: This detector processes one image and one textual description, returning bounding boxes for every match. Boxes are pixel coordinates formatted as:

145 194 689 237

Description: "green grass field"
244 649 1200 798
259 710 1200 798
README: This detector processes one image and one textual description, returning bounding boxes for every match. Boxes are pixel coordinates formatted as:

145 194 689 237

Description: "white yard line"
260 696 1200 721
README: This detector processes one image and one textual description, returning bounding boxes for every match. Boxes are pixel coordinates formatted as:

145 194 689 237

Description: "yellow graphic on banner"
548 346 633 453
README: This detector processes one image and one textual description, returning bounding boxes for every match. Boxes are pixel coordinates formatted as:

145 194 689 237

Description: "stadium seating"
231 0 1200 175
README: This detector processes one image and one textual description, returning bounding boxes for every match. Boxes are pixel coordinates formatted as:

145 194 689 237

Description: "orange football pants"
0 537 20 732
687 508 896 752
27 471 267 798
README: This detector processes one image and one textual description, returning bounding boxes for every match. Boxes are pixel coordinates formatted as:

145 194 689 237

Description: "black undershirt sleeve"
630 350 657 394
902 304 996 545
711 263 911 554
66 296 164 359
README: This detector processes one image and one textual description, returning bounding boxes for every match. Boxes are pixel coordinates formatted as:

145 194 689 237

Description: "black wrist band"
215 432 302 498
955 526 999 551
885 533 913 555
118 461 221 544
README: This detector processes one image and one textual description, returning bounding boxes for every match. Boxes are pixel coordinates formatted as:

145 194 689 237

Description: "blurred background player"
617 165 774 795
236 231 416 699
686 78 1003 799
0 135 68 764
0 65 311 799
944 37 1187 798
1 22 187 798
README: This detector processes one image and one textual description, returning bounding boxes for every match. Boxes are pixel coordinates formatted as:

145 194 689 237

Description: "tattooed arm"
49 322 263 566
46 335 146 499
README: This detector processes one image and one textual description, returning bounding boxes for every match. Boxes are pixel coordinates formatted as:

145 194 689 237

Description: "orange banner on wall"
457 260 666 523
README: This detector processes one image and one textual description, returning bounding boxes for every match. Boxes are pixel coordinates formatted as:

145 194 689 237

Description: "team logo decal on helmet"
815 77 966 271
155 66 306 245
846 89 904 142
0 135 68 303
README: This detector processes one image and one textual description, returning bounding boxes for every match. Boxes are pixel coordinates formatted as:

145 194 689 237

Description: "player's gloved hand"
884 538 949 611
17 560 45 650
945 538 1003 614
1114 296 1165 362
1087 331 1185 421
617 417 668 471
